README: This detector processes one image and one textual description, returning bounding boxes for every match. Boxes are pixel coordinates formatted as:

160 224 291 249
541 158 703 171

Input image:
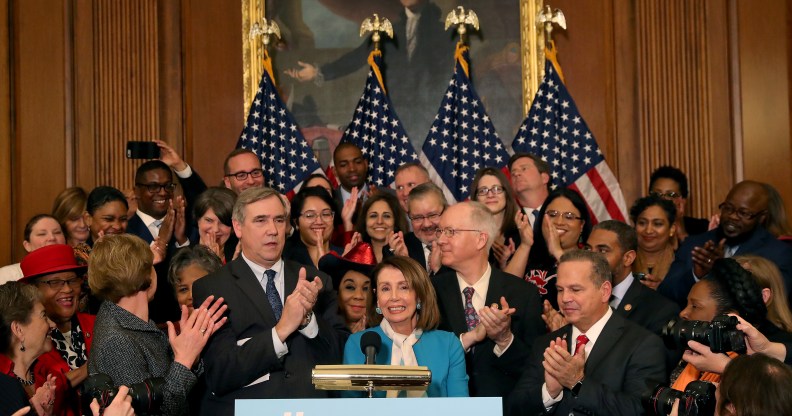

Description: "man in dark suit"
332 142 369 211
508 153 551 232
384 182 448 274
192 187 346 415
507 250 666 416
658 180 792 307
432 201 544 398
127 144 207 323
585 220 679 335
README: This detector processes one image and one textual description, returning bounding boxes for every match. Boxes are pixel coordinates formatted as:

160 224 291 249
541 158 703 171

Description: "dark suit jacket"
127 170 208 323
433 267 545 397
658 227 792 307
191 258 347 415
506 312 667 416
616 275 679 336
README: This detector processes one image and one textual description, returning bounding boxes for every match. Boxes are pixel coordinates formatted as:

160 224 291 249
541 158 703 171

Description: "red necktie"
575 334 589 355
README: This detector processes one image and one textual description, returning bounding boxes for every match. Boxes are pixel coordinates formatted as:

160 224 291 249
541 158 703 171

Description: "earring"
416 302 422 311
19 341 25 352
375 307 382 315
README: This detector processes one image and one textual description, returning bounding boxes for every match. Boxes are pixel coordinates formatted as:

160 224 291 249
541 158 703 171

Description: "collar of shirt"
405 7 422 21
340 184 369 205
724 245 739 258
241 252 285 302
522 206 542 228
136 210 164 238
610 272 635 308
570 307 613 360
456 264 492 312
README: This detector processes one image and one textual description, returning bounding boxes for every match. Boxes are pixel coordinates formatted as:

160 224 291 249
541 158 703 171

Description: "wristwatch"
298 311 314 330
570 378 584 397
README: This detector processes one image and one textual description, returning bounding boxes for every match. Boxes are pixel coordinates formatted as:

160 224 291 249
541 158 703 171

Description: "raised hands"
543 336 585 394
341 187 359 231
343 232 363 256
168 295 227 369
543 216 564 261
172 196 187 245
387 231 408 257
492 238 516 270
155 139 188 172
541 300 567 332
275 267 323 342
428 243 443 274
30 373 56 416
200 229 223 259
692 238 725 278
478 296 516 350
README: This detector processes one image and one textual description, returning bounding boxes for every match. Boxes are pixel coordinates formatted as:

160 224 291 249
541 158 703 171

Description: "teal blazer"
342 325 469 397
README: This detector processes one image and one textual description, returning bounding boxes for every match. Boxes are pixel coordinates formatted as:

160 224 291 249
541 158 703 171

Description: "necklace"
16 370 35 386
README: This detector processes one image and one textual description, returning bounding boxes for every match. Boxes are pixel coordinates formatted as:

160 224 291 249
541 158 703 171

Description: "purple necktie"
463 287 479 331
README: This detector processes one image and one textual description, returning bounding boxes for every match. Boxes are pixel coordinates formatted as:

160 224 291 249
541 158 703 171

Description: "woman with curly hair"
670 258 792 391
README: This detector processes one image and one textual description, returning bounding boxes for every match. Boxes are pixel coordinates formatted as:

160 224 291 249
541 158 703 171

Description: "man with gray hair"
432 201 544 398
192 187 346 414
507 249 666 416
385 182 447 273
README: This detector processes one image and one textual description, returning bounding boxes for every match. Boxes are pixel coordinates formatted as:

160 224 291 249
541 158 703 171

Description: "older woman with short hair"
168 245 223 313
88 234 226 416
342 256 468 397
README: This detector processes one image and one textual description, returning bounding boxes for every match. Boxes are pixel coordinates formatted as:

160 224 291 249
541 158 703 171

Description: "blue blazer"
342 325 469 398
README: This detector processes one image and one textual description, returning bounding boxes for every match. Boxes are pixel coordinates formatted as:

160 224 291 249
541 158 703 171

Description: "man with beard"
384 182 447 274
658 180 792 307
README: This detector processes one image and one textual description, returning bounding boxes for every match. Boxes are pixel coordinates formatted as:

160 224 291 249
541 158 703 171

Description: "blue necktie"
264 269 283 321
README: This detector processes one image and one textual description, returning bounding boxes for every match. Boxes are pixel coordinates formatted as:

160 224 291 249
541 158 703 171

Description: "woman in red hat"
319 240 376 333
20 244 94 416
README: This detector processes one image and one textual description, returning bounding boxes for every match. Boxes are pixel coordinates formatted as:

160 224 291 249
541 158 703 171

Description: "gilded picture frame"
241 0 545 159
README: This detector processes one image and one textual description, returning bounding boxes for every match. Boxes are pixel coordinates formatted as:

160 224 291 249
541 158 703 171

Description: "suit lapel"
584 313 625 374
436 275 468 335
283 261 298 301
617 279 643 318
229 258 277 325
484 269 505 307
734 227 770 255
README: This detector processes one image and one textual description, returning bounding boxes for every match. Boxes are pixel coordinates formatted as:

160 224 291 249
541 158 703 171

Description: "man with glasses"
648 165 709 244
128 147 207 322
432 201 544 398
384 182 446 273
223 149 266 194
658 180 792 307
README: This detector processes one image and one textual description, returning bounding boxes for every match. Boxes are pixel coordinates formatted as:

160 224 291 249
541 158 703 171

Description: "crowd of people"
2 139 792 416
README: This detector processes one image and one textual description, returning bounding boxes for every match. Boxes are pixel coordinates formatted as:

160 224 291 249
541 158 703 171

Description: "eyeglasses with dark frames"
545 210 583 221
135 182 176 194
409 212 443 223
36 277 84 290
225 169 264 181
649 191 682 200
718 203 765 221
435 228 481 238
476 186 504 197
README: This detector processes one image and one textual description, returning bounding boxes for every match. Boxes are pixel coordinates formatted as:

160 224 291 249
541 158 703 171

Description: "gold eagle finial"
360 14 394 51
250 18 282 48
536 6 566 43
444 6 480 41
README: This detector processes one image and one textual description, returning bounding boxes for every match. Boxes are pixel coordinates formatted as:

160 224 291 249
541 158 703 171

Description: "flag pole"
536 5 567 83
360 14 394 95
249 18 282 86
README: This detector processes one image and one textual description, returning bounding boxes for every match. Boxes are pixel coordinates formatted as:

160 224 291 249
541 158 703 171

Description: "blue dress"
342 325 469 397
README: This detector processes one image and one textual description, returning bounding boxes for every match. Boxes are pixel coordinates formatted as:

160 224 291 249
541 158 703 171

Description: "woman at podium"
342 256 468 397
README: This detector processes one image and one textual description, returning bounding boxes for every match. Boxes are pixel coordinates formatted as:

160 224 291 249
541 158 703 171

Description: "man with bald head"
658 180 792 306
432 201 544 398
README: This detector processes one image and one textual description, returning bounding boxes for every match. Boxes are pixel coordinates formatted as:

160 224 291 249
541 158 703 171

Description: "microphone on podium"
360 331 382 365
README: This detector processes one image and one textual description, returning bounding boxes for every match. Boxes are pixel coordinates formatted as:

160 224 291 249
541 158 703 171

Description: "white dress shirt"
610 273 635 309
456 265 514 355
542 307 614 407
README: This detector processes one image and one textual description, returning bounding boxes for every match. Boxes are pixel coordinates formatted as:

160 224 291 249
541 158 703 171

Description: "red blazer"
35 312 96 416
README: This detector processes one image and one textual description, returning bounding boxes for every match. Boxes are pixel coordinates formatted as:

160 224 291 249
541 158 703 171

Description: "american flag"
236 51 323 197
512 51 628 223
420 44 510 203
341 50 419 188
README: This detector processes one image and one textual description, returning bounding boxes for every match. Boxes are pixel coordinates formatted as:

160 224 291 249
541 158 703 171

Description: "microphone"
360 331 382 365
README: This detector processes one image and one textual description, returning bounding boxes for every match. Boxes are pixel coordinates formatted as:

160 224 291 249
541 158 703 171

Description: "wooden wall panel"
737 0 792 216
91 0 160 188
12 0 70 262
634 0 733 217
0 0 11 264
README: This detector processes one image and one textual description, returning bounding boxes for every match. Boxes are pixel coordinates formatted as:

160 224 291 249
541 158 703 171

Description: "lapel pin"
624 304 632 311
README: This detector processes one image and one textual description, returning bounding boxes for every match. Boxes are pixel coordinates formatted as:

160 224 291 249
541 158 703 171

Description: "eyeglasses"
36 277 84 290
476 186 504 196
649 191 682 200
546 210 583 221
718 203 765 220
135 182 176 194
300 210 335 222
409 212 442 223
225 169 264 181
435 228 481 238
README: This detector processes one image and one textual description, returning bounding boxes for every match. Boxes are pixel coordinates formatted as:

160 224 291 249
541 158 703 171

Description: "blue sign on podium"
236 397 502 416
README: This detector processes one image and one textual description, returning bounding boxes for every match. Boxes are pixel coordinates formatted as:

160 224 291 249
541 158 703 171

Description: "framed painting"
242 0 545 167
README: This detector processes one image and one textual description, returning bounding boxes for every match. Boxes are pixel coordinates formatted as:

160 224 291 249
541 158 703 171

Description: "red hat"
318 242 377 289
20 244 86 283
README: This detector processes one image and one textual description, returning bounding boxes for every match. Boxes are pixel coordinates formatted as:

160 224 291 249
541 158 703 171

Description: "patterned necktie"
463 287 479 331
575 334 590 356
264 269 283 321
